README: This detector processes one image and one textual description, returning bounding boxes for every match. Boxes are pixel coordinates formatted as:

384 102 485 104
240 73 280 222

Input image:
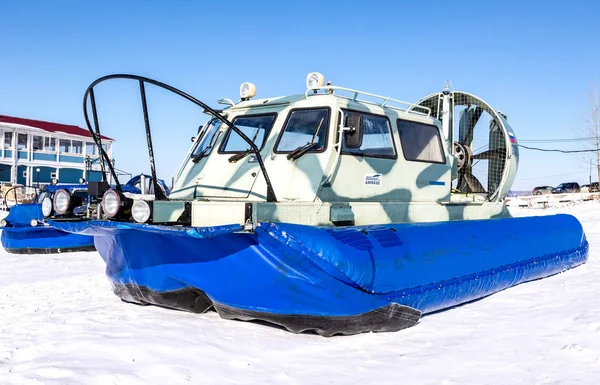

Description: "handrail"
82 74 277 203
305 86 432 117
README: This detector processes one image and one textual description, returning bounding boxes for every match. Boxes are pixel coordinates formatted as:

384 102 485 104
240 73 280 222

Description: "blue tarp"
50 214 588 335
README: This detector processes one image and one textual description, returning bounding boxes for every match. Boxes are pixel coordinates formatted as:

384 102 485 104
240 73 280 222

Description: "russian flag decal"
508 132 517 144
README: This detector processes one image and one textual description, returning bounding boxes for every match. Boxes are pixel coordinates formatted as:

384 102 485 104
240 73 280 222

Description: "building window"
17 133 28 150
72 140 83 154
86 142 97 155
44 137 56 151
4 132 12 149
33 136 44 150
59 139 71 153
397 119 445 164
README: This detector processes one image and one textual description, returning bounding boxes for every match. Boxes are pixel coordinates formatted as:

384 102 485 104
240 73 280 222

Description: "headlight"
30 219 39 227
78 177 86 184
53 189 71 215
132 200 152 223
41 197 53 217
102 189 121 218
0 219 7 227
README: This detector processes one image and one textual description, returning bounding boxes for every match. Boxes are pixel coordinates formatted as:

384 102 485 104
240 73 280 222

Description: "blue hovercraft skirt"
1 226 95 254
51 214 588 336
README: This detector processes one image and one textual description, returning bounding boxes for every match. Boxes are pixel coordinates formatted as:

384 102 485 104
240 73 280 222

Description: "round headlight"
30 219 39 227
0 219 7 227
102 189 121 218
239 82 256 100
306 72 325 89
41 197 53 217
51 178 59 185
53 189 71 215
132 200 151 223
78 177 86 184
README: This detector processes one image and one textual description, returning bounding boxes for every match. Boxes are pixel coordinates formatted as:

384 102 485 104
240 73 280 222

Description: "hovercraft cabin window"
219 114 277 153
191 119 222 157
341 111 396 159
275 108 329 153
397 119 445 164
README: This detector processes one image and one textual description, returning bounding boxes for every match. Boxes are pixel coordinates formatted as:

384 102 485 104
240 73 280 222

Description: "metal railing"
305 86 432 117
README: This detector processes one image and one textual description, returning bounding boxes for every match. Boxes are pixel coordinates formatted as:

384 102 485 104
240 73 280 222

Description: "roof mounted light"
306 72 325 89
240 82 256 101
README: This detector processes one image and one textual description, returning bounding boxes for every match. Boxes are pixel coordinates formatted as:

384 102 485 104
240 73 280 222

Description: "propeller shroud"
413 91 519 202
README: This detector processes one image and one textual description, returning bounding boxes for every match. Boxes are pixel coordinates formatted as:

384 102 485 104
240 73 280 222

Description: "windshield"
220 114 276 152
192 119 222 157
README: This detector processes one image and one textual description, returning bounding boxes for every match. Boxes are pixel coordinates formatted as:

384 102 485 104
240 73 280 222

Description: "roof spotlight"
306 72 325 89
240 82 256 100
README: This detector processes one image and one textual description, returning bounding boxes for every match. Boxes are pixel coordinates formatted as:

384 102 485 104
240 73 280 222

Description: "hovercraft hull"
51 214 588 335
1 204 95 254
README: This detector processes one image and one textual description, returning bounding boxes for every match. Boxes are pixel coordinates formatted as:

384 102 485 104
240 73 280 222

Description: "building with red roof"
0 114 114 185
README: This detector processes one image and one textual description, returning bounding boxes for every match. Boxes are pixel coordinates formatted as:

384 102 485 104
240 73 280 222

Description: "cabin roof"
0 114 113 141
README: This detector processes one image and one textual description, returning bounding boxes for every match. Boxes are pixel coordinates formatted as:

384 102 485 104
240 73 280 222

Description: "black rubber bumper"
113 284 422 336
5 245 96 254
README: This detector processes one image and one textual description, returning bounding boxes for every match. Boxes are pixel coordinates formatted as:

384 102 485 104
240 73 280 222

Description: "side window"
220 114 276 153
191 119 222 157
341 111 396 158
397 119 445 164
275 108 329 152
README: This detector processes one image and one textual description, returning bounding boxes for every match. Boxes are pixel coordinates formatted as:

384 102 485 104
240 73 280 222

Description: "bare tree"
577 83 600 185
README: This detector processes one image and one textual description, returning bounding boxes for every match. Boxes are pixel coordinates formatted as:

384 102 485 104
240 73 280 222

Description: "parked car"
551 182 581 194
581 184 590 193
532 186 553 195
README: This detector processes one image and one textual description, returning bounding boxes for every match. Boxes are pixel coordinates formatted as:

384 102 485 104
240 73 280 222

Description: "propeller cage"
416 91 519 202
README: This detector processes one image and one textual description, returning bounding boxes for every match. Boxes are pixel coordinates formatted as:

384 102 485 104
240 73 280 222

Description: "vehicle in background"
581 184 590 193
590 182 599 193
532 186 553 195
551 182 581 194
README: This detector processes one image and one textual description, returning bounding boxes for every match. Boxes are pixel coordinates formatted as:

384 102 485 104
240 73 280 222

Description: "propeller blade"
473 148 506 160
458 106 483 146
463 169 485 193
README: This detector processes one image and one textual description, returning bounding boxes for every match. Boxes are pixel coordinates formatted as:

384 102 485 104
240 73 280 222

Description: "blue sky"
1 0 599 190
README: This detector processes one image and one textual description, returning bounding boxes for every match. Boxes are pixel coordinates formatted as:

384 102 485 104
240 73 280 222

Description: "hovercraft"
50 73 588 336
1 175 169 254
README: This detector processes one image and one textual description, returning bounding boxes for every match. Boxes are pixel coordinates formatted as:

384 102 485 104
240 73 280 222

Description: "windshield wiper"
286 117 324 161
192 146 211 163
229 149 253 163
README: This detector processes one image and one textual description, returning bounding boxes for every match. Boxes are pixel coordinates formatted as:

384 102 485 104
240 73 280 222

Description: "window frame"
273 107 331 155
4 132 13 149
190 119 222 158
396 118 446 165
32 135 44 151
217 112 278 154
339 109 397 160
59 139 72 154
17 133 28 150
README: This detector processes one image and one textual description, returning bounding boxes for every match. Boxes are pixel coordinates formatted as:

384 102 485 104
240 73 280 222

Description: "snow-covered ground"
1 202 599 385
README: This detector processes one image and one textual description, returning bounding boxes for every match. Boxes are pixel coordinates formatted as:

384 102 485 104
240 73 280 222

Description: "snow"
1 202 600 384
